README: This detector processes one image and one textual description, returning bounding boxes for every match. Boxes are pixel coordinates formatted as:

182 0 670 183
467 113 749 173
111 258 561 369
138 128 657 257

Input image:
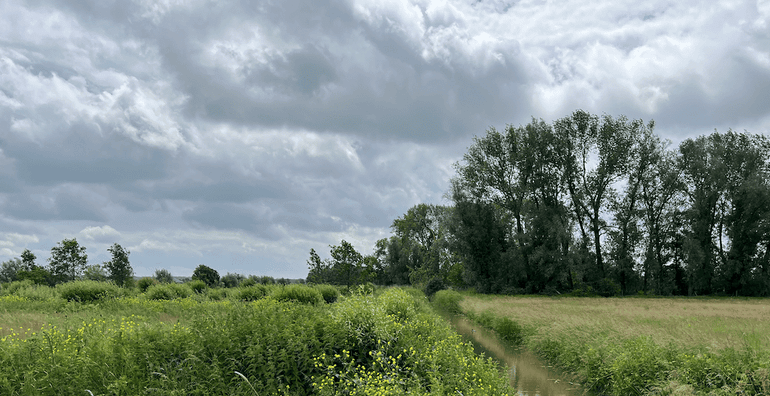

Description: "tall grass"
461 294 770 395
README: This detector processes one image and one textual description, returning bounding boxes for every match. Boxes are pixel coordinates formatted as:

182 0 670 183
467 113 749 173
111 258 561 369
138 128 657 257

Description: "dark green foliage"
0 258 22 283
221 272 245 288
57 280 120 302
271 284 323 304
48 238 88 284
137 277 156 292
314 284 340 303
424 277 447 297
104 243 133 287
192 264 220 287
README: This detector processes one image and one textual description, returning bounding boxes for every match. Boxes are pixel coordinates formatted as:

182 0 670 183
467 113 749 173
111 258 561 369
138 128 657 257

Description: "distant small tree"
48 238 88 284
221 272 245 288
154 268 174 284
21 249 37 271
104 243 133 287
0 258 23 283
192 265 219 287
276 277 290 285
84 264 108 282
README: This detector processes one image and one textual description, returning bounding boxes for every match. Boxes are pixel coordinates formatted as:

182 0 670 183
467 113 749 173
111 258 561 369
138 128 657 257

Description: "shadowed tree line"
311 110 770 297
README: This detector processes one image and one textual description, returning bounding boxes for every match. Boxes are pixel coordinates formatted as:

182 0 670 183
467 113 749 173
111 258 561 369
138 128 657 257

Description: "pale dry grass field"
461 295 770 351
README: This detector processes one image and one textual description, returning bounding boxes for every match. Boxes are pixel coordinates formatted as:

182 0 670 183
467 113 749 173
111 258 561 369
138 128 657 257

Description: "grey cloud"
246 44 339 96
2 190 107 222
1 125 171 185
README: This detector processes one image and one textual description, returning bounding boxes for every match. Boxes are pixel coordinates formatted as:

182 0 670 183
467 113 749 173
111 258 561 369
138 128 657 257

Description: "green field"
0 281 515 395
451 292 770 395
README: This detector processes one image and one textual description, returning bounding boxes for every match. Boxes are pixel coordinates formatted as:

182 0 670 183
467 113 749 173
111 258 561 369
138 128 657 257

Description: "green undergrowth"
460 295 770 396
0 283 515 395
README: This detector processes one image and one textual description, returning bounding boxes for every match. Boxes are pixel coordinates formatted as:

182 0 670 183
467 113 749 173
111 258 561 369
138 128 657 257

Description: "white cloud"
79 225 121 242
4 233 39 245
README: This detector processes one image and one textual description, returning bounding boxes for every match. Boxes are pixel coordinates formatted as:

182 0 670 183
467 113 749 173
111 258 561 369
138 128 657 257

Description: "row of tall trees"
362 111 770 296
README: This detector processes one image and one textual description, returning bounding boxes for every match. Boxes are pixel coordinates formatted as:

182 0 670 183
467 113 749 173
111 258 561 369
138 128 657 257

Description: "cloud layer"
0 0 768 277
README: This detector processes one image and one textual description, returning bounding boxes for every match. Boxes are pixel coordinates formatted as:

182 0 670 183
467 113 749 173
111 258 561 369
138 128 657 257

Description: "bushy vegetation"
0 281 514 395
314 284 340 303
57 280 121 302
462 293 770 396
431 289 463 314
271 284 323 305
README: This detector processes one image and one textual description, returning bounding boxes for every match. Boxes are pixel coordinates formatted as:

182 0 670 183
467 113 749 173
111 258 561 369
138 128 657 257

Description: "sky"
0 0 768 278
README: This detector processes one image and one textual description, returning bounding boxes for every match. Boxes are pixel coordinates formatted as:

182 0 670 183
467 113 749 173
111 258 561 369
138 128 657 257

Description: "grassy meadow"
448 292 770 395
0 280 515 395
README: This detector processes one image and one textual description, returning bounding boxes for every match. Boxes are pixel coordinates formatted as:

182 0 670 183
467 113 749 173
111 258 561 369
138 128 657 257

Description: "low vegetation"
0 280 515 395
460 294 770 396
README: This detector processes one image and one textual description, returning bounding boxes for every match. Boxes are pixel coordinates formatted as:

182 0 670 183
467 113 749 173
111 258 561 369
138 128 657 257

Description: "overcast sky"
1 0 768 278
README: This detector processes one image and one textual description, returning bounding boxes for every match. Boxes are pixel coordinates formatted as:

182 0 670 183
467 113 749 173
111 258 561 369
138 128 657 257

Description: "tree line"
309 110 770 296
0 239 299 288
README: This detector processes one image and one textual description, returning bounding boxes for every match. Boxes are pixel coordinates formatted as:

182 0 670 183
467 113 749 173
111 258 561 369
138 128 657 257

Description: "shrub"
315 284 340 303
145 283 191 300
432 289 463 314
380 287 419 321
238 285 269 301
424 277 447 297
271 284 323 305
206 287 227 301
188 279 207 294
0 279 35 295
57 280 120 302
240 277 256 287
137 277 156 292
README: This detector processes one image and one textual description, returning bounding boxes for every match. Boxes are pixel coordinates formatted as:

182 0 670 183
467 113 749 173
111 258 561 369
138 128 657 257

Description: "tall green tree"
48 238 88 284
104 243 133 287
554 111 640 281
21 249 37 271
329 240 364 289
637 134 684 295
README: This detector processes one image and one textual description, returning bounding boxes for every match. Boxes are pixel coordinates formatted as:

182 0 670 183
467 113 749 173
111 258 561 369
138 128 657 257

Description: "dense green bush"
145 283 191 300
432 289 463 314
187 279 207 294
314 284 340 303
271 284 323 305
424 276 447 297
137 277 156 292
237 285 269 301
57 280 121 302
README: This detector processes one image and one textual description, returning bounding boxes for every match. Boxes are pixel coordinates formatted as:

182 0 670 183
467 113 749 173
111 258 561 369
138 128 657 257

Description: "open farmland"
459 294 770 396
0 281 514 395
